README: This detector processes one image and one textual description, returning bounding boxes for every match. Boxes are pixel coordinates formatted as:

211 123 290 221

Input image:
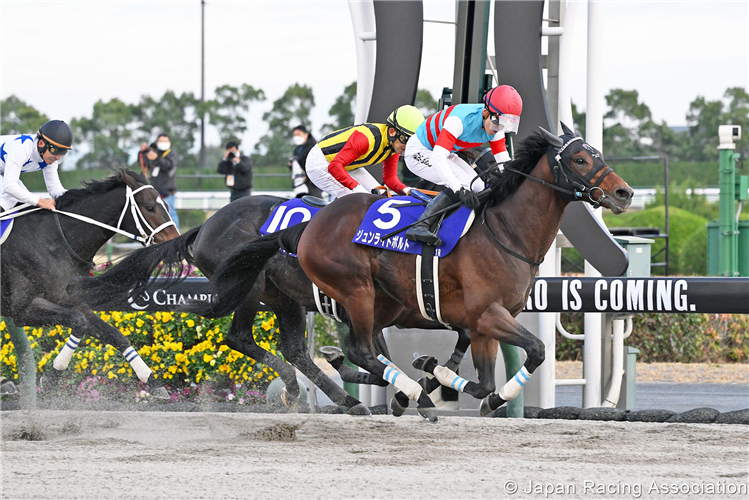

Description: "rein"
480 135 613 266
0 184 176 246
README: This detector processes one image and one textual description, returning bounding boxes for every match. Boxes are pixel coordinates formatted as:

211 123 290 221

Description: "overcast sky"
1 0 747 157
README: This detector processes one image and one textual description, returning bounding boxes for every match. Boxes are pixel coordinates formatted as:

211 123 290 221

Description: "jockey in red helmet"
404 85 523 246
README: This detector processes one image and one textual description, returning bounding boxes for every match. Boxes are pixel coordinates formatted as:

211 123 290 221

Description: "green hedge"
610 160 716 188
603 206 708 275
22 165 293 192
556 313 749 363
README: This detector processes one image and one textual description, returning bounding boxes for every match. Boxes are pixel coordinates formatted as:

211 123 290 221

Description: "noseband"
116 185 177 246
547 137 614 208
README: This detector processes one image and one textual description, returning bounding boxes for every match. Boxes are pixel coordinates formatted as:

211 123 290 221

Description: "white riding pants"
404 135 485 193
305 145 381 199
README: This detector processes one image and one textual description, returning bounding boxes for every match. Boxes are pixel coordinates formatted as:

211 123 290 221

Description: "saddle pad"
260 198 322 235
353 196 474 257
0 218 13 245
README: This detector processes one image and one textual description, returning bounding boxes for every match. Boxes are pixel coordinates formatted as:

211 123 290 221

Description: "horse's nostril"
617 188 633 200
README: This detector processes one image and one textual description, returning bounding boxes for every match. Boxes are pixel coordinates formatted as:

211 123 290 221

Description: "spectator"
217 141 253 202
141 133 179 227
289 125 321 197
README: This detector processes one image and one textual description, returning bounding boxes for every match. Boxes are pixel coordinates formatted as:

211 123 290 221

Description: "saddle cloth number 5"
373 199 410 230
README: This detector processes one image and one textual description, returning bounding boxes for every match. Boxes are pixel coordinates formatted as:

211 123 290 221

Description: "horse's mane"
488 132 551 203
56 168 147 210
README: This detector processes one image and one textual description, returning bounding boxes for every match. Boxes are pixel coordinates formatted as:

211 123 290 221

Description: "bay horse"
0 169 179 395
212 125 634 420
80 195 471 415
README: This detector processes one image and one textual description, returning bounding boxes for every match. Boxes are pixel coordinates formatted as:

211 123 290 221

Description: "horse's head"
122 170 180 244
540 124 633 214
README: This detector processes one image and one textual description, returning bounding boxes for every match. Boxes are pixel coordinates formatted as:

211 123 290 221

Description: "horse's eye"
575 158 585 165
146 206 155 213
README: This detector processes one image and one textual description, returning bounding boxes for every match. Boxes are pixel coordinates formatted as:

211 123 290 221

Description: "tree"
132 90 201 169
414 88 438 117
254 83 315 166
71 98 134 169
205 84 265 145
0 95 49 135
322 82 356 135
602 89 655 157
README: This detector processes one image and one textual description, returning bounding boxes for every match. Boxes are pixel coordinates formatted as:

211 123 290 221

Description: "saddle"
301 195 329 208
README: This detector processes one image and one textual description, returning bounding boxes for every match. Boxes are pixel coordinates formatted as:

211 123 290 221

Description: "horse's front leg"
16 298 167 397
473 302 544 414
412 330 497 401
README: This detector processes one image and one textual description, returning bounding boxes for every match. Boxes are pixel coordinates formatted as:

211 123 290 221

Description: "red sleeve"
326 131 370 190
490 136 507 155
382 154 406 194
435 130 458 152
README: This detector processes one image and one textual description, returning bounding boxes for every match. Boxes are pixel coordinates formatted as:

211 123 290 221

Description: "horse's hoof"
416 392 438 422
146 377 170 400
347 403 371 416
39 369 62 392
0 378 18 396
281 387 301 411
479 393 506 416
319 346 344 369
412 355 438 374
417 407 438 423
390 392 410 417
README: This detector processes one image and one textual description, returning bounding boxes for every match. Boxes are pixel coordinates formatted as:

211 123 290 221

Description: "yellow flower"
136 318 145 328
203 354 213 363
108 371 117 380
186 319 195 328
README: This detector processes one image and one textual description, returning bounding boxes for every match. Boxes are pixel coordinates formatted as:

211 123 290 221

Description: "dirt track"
2 410 747 499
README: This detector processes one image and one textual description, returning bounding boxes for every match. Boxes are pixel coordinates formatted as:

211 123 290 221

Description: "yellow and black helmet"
386 105 425 144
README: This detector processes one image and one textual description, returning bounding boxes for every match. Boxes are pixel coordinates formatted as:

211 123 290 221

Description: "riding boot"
405 190 455 246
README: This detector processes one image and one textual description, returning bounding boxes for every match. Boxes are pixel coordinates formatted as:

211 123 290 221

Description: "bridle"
479 134 615 267
501 136 615 209
1 184 176 247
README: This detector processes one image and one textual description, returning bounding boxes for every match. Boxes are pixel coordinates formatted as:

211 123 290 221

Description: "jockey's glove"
457 187 480 209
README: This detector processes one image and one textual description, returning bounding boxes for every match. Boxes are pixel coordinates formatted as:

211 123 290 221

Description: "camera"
227 151 236 161
719 125 741 148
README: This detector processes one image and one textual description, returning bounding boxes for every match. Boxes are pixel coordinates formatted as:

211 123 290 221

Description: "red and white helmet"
483 85 523 133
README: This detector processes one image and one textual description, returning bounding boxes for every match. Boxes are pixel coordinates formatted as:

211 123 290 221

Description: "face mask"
292 136 305 146
157 141 171 151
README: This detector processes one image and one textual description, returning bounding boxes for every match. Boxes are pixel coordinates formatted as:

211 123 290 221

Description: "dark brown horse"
213 126 633 420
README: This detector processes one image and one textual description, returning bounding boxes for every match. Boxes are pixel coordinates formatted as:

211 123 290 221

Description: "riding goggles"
46 144 70 156
487 110 521 134
393 131 412 145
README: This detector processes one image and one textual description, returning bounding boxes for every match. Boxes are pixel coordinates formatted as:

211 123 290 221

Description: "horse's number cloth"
0 217 12 245
260 198 322 235
354 196 474 257
259 196 474 258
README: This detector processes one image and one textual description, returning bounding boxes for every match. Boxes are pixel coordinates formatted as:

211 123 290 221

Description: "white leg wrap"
53 334 81 370
123 347 152 383
498 366 531 401
376 354 404 373
432 365 470 392
377 355 422 401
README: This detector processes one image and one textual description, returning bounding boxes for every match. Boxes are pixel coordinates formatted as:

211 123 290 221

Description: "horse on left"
0 169 179 397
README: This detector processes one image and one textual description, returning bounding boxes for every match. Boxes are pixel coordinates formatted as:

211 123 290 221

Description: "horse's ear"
539 127 564 148
560 122 576 137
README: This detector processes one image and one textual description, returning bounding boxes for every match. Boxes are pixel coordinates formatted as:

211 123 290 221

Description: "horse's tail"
78 225 202 308
210 226 297 317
